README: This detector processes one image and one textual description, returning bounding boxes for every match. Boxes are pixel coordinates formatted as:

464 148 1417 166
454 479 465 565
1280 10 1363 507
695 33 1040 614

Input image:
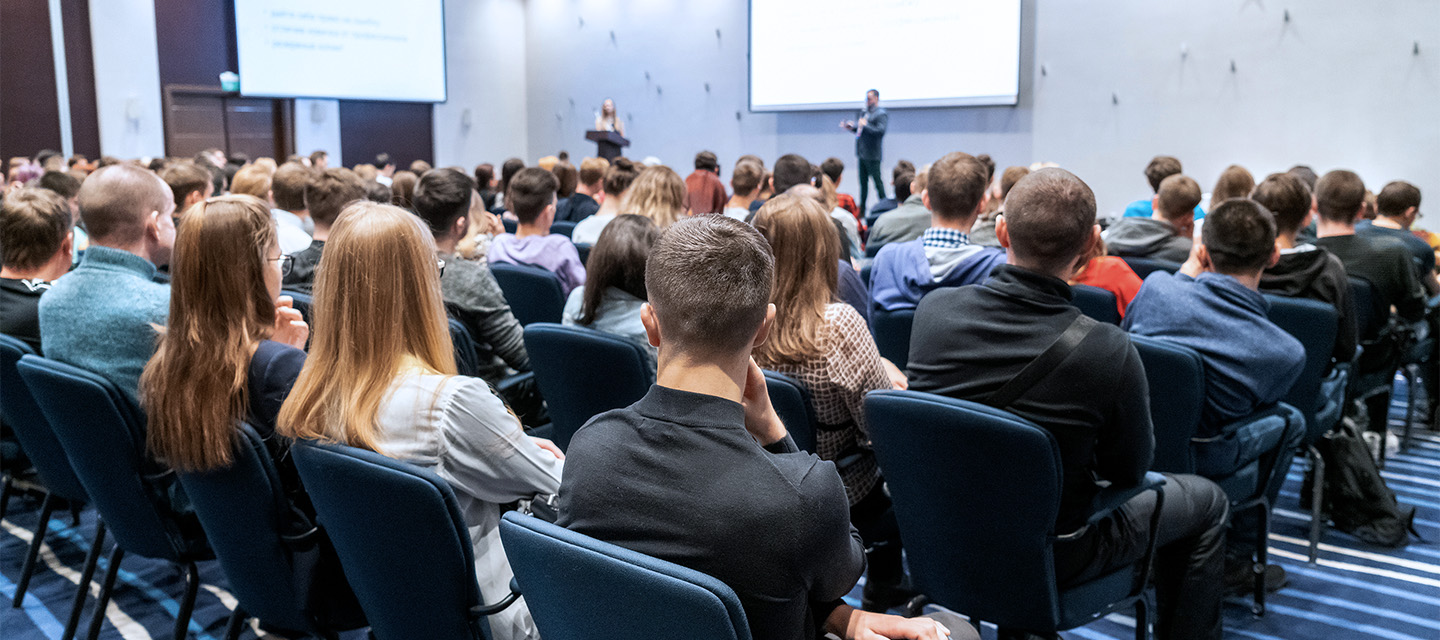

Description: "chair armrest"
495 371 534 395
470 578 522 618
1086 472 1166 528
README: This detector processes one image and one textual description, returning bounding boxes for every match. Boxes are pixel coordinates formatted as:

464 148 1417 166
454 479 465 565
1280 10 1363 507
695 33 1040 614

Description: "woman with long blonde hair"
750 193 910 611
622 165 687 228
141 194 308 471
277 202 560 640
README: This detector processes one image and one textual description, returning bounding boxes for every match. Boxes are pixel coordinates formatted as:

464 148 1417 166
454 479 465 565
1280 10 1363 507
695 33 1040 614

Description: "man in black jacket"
841 89 888 214
907 169 1228 640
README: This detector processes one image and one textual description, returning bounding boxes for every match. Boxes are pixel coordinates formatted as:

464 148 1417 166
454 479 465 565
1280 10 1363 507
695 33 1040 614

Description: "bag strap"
987 314 1095 410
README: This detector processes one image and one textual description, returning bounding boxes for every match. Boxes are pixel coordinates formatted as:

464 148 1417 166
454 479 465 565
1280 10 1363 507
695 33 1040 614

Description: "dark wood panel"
339 101 433 169
163 85 292 160
60 0 100 158
0 0 62 162
153 0 236 89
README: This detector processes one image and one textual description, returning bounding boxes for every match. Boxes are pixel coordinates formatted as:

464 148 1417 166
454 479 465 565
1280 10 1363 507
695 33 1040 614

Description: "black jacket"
1260 244 1358 367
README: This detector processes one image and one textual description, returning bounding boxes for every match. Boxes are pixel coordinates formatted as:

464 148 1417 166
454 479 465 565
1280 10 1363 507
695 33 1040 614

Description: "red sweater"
1072 256 1142 318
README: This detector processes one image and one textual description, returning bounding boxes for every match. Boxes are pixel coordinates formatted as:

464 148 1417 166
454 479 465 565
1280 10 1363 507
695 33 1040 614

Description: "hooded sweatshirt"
869 236 1007 311
1259 244 1358 367
1103 217 1192 263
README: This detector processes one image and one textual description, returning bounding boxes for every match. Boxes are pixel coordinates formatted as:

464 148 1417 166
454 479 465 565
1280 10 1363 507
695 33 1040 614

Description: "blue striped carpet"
4 399 1437 639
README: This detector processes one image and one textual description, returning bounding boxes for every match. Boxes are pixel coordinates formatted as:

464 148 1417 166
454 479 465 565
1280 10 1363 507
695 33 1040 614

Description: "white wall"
294 99 342 162
88 0 165 159
434 0 530 168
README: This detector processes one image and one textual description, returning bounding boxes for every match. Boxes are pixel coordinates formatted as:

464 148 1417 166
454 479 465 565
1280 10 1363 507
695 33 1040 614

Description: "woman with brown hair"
623 165 687 229
749 193 910 611
277 201 560 640
1210 164 1255 205
390 170 419 210
141 194 309 471
562 214 659 367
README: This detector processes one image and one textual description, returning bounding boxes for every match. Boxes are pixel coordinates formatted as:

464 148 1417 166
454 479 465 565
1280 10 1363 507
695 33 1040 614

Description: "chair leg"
1308 448 1325 564
1401 366 1418 453
1252 502 1269 617
1132 595 1149 640
0 474 12 520
13 492 56 607
62 520 106 640
87 546 124 640
223 606 248 640
172 562 200 640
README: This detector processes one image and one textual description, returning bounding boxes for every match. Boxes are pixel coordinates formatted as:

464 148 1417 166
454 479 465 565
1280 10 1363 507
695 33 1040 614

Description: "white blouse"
375 373 563 640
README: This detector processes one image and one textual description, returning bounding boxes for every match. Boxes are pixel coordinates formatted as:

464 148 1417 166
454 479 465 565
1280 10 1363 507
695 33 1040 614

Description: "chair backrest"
283 290 314 324
491 263 566 326
864 242 883 258
502 218 517 234
177 424 315 634
1128 335 1204 474
448 318 482 378
860 263 873 289
499 512 752 640
575 243 593 267
866 390 1064 629
291 440 486 640
16 355 196 560
762 370 816 453
523 323 651 451
1264 295 1339 442
1120 257 1181 279
870 308 915 370
549 221 577 238
1347 276 1380 340
0 336 88 503
1070 284 1121 325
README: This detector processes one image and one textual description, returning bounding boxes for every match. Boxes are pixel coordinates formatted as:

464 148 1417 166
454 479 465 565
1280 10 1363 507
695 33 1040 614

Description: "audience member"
571 157 640 244
552 161 578 204
808 175 864 262
475 163 498 210
0 189 73 352
562 214 660 368
865 168 926 249
622 165 687 229
865 160 915 218
232 164 311 254
750 194 914 611
1253 172 1358 366
970 165 1029 247
161 162 214 222
283 168 367 294
309 151 328 170
390 170 419 210
38 164 176 399
1069 241 1144 319
408 159 432 175
278 202 561 640
869 152 1006 311
820 157 860 220
1357 181 1437 294
558 215 962 640
412 168 530 383
907 168 1228 640
140 195 308 473
555 157 607 223
724 160 764 221
35 170 87 255
684 151 727 215
492 157 526 215
1123 155 1206 220
1210 164 1255 205
1104 174 1202 263
373 152 396 186
364 179 392 204
271 162 316 237
489 167 587 294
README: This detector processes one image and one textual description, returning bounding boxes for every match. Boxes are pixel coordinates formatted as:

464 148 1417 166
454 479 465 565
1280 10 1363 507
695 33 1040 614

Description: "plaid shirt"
921 227 970 249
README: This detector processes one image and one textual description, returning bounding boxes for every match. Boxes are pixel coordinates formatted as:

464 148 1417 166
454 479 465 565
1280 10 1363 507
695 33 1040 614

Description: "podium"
585 130 630 161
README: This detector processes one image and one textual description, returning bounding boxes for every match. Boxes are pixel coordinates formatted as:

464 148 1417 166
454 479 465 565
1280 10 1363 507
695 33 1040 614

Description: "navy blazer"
247 339 307 439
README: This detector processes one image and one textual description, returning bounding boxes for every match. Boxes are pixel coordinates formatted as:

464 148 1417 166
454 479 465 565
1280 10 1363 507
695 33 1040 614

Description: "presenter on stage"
840 89 887 214
594 98 626 137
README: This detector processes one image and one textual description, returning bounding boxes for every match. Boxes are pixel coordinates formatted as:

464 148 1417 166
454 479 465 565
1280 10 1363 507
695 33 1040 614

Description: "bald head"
78 164 174 245
1002 168 1097 273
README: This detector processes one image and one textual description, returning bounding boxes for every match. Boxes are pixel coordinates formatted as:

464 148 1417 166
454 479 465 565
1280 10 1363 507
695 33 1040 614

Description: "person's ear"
1406 205 1419 223
921 189 931 211
60 230 74 259
995 214 1011 249
146 210 162 243
1352 206 1365 224
1302 210 1314 230
750 304 777 349
453 213 469 238
1267 245 1281 268
1151 195 1161 212
266 189 275 206
1195 244 1213 271
641 303 662 347
1177 218 1195 238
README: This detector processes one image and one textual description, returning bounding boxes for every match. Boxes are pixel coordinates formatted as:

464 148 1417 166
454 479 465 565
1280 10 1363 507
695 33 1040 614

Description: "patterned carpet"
3 393 1437 639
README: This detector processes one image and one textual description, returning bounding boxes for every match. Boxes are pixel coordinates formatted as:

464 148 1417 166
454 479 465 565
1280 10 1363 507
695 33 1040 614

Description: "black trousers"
858 158 885 214
1053 473 1229 640
850 481 904 588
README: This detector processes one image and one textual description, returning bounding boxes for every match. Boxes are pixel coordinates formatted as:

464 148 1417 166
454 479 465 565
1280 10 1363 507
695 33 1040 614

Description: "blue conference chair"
502 218 518 234
491 263 567 327
499 512 752 640
870 308 915 371
1071 284 1121 325
1129 336 1303 614
0 336 106 640
449 318 483 378
282 289 314 324
575 243 593 266
291 440 520 640
178 423 365 639
524 323 652 451
17 355 214 640
1120 257 1181 279
549 221 577 238
860 263 873 289
762 370 816 454
866 390 1164 639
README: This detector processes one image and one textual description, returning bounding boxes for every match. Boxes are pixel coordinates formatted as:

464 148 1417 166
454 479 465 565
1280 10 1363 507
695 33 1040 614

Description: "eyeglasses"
436 258 446 277
268 254 294 277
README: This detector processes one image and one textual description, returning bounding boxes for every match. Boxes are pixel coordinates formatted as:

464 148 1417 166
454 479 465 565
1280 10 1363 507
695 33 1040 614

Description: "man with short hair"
413 169 530 384
866 160 915 219
230 164 311 255
488 168 586 295
309 150 329 171
865 170 925 249
841 89 888 213
1358 181 1437 295
374 152 396 186
1123 155 1205 220
685 150 728 215
283 168 367 294
555 157 607 223
272 162 316 236
1 189 74 352
38 164 176 399
908 169 1228 640
1105 174 1202 263
725 161 764 221
160 162 213 220
820 157 860 220
869 153 1007 311
559 215 966 640
1255 172 1358 366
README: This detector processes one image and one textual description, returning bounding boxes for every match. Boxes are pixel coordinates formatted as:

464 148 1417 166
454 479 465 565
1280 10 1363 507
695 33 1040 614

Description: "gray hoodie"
1103 217 1192 263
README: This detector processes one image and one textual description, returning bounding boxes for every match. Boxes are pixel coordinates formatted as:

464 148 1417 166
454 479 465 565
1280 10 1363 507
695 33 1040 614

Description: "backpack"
1302 413 1420 547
